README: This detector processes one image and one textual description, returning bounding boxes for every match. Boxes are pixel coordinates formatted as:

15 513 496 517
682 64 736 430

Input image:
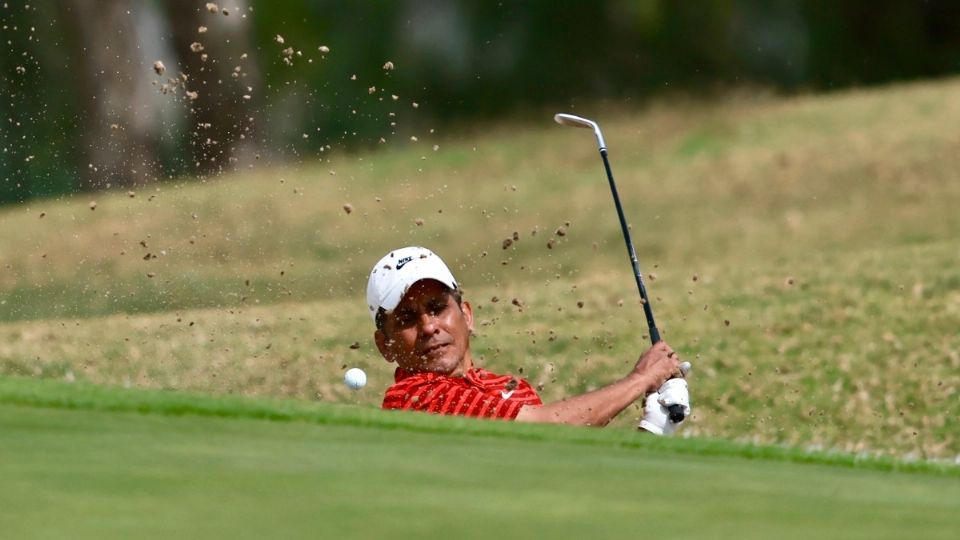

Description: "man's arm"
515 341 680 427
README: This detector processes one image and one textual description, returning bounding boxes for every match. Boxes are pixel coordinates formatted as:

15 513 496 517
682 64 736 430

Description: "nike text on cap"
366 246 459 322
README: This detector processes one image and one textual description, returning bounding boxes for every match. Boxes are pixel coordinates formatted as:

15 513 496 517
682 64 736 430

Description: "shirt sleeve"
383 380 523 420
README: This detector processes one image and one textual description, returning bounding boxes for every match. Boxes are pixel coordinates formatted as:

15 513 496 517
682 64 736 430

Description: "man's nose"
417 311 440 334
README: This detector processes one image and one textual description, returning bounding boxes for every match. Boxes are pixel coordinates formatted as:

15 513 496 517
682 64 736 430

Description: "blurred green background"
4 0 960 203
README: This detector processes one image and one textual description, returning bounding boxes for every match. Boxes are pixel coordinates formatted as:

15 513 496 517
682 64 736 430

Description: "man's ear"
374 329 395 364
460 300 474 333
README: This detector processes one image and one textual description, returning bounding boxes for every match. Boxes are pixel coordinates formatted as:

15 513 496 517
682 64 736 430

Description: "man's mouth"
419 343 449 357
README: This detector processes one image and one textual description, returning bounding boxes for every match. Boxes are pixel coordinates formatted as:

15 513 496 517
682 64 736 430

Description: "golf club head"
553 113 595 129
553 113 606 150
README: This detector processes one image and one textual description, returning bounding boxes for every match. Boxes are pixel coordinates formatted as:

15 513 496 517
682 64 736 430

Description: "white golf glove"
658 378 691 418
639 377 692 436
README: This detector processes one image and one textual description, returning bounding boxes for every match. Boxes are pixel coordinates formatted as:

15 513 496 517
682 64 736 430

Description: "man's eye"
428 302 446 314
396 311 415 325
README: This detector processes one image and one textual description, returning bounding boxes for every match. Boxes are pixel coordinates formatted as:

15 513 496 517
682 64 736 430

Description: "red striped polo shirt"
382 367 543 419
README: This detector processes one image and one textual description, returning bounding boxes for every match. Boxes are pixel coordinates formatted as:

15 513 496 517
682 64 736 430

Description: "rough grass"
1 78 959 459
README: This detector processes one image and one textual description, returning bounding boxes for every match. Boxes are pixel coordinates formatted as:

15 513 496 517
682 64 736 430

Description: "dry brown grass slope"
2 78 959 458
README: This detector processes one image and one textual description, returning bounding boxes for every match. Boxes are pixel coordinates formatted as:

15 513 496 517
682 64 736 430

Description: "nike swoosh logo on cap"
396 256 414 270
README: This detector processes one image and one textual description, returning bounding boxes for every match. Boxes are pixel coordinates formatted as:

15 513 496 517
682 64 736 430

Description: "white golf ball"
344 367 367 390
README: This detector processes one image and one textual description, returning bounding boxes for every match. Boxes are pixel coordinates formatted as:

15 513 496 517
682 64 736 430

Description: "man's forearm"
515 373 653 426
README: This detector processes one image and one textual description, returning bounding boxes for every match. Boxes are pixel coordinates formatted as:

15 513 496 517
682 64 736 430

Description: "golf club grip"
649 326 661 346
667 404 685 422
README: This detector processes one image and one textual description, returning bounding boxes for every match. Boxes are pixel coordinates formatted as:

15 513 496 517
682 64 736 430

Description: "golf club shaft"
554 112 685 425
599 148 661 346
601 147 684 423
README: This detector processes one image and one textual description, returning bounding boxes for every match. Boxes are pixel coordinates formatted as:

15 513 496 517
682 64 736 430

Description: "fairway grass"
1 377 958 540
2 77 960 460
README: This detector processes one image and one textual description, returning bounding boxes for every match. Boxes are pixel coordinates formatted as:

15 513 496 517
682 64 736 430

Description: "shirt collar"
394 366 488 383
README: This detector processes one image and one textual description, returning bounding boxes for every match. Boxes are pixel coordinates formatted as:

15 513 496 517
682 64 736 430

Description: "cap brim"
377 275 457 314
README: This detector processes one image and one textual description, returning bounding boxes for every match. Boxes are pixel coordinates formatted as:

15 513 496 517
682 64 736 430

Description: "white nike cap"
366 246 459 323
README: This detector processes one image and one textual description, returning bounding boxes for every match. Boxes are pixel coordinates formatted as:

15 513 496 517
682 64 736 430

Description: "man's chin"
418 355 462 376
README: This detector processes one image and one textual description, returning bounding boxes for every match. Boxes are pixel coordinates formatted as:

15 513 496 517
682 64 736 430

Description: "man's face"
374 279 474 377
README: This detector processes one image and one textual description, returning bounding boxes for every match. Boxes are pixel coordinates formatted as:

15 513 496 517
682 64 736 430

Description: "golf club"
554 113 686 424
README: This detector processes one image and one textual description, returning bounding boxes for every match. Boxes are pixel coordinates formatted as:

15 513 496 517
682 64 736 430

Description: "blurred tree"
57 0 161 191
5 0 960 204
163 0 261 176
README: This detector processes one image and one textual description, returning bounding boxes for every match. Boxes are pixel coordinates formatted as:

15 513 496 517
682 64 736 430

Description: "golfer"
367 246 687 427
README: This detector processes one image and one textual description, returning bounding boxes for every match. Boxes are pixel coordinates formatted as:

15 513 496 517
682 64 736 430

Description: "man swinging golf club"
367 246 691 433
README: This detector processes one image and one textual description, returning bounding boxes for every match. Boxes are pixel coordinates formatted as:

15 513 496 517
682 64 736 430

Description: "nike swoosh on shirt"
500 390 515 399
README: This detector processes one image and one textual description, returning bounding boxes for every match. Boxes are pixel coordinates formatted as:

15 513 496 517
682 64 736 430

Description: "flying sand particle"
152 60 165 75
342 203 354 214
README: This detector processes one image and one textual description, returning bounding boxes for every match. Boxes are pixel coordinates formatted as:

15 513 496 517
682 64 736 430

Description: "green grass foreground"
1 377 958 540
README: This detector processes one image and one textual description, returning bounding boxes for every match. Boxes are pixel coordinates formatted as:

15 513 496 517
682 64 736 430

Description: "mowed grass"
1 78 959 458
1 378 958 540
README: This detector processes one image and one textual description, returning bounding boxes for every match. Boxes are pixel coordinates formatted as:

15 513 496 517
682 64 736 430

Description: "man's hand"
516 340 688 428
639 378 691 435
630 341 682 393
658 378 691 419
